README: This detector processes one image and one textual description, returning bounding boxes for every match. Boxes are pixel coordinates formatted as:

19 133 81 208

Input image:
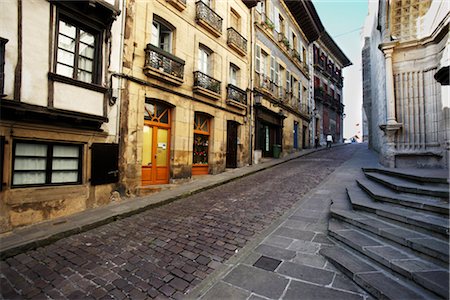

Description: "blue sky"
312 0 369 139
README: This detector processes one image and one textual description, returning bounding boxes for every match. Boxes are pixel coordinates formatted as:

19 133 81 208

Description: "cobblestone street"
1 146 357 299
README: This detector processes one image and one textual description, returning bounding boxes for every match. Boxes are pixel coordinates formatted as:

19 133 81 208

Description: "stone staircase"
320 167 449 299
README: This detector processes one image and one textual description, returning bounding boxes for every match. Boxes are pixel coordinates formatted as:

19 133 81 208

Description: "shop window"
12 141 82 187
55 17 101 84
151 18 174 53
193 113 210 166
91 143 119 185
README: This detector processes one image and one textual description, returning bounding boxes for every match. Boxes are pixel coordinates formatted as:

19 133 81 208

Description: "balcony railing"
227 28 247 55
254 72 279 99
193 71 221 94
227 84 247 105
195 1 223 36
144 44 185 83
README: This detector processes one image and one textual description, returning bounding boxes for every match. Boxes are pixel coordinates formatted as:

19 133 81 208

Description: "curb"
0 145 345 260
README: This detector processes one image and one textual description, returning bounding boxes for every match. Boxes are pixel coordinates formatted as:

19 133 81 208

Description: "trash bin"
273 144 281 158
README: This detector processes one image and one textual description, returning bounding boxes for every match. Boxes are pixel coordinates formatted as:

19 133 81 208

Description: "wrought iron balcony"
227 84 247 107
195 1 223 37
227 28 247 56
193 71 221 95
144 44 185 85
254 72 279 100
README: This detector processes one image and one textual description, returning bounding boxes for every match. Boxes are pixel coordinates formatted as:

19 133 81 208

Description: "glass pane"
160 31 171 53
53 145 80 157
156 129 168 166
142 125 153 166
79 30 95 45
52 158 79 170
58 34 75 52
79 44 95 59
151 21 159 47
156 105 169 124
193 133 208 164
15 143 47 156
56 63 73 78
57 49 75 66
78 57 93 72
13 172 46 185
14 158 46 171
59 20 76 38
51 171 78 183
77 70 92 83
144 103 155 119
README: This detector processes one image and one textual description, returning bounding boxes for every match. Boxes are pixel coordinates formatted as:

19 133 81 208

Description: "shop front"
254 106 284 157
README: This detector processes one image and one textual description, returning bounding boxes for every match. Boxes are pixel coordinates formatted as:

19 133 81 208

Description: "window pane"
78 57 93 72
58 35 76 52
151 21 159 47
56 63 74 78
51 171 78 183
52 158 79 170
80 30 95 45
15 143 47 156
13 172 46 185
53 145 80 157
57 49 75 66
59 20 76 38
77 70 92 83
79 44 95 59
14 158 46 171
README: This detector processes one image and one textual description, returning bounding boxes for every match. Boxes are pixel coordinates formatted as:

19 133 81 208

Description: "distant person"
326 134 333 148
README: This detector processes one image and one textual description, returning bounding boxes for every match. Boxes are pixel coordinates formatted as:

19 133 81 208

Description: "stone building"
312 32 352 146
0 0 124 232
118 0 256 194
362 0 449 168
251 0 322 159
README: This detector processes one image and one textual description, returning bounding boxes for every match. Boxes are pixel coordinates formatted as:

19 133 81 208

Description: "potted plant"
265 18 274 30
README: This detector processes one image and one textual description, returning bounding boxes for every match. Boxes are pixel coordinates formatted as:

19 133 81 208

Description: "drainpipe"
249 5 255 165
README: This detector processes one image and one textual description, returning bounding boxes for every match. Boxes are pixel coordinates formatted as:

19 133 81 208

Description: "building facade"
312 32 351 146
362 0 449 168
251 0 322 160
118 0 255 195
0 0 124 232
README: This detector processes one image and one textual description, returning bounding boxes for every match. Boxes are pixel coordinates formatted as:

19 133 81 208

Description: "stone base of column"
379 123 402 168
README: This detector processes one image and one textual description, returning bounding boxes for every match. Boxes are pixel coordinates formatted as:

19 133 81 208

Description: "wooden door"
226 121 238 168
141 102 171 185
293 122 298 149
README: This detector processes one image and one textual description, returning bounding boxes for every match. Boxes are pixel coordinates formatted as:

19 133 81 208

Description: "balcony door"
142 101 171 185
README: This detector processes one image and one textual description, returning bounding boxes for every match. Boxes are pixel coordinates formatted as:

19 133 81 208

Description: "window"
286 70 291 93
229 64 239 86
193 113 210 165
56 18 99 84
230 8 241 31
261 51 268 76
255 45 261 73
271 56 279 84
151 19 173 53
302 46 307 62
290 30 296 51
12 141 82 187
256 0 265 13
198 46 211 75
201 0 211 7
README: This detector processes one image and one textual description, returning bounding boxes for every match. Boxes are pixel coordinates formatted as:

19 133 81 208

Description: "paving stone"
333 229 382 250
380 227 424 245
277 261 335 285
283 279 364 300
364 246 410 266
223 265 289 299
287 240 320 254
254 244 296 260
292 253 327 268
253 256 282 272
201 282 250 300
390 259 441 279
332 274 365 294
272 227 315 241
311 233 334 245
413 270 449 298
263 236 294 248
247 294 267 300
169 277 189 292
319 247 377 279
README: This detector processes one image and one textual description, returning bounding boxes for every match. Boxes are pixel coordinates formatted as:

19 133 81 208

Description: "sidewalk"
189 144 379 299
0 145 340 259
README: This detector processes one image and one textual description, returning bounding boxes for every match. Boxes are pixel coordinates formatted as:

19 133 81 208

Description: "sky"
312 0 369 140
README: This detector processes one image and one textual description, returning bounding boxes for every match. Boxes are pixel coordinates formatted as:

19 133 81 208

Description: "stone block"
390 259 440 279
276 261 335 285
364 245 410 266
263 235 294 249
287 240 320 254
284 280 364 300
413 270 449 298
254 244 296 260
223 265 289 299
272 227 315 241
292 253 327 268
319 247 377 279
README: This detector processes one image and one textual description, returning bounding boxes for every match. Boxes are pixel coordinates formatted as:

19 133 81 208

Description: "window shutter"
274 7 280 32
286 70 290 91
91 143 119 185
255 45 261 73
270 56 275 81
151 21 159 47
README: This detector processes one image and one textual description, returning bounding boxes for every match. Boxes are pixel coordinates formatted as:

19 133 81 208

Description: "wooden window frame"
12 140 82 188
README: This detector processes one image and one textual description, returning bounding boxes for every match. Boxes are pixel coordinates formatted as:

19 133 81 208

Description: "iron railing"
193 71 221 94
227 84 247 105
227 28 247 54
254 72 280 99
145 44 185 80
195 1 223 34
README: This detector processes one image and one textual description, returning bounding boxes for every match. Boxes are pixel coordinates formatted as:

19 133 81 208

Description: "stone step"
347 187 450 238
364 171 449 198
327 219 449 298
356 178 449 215
330 207 449 264
320 246 437 300
362 167 449 185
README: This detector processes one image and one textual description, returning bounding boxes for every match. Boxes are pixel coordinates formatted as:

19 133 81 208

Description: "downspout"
249 5 255 165
13 0 22 100
114 0 126 144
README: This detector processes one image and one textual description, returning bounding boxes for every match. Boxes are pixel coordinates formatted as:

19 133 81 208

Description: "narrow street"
1 145 358 299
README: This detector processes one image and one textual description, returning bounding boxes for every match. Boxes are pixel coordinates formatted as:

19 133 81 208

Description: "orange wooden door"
142 102 171 185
